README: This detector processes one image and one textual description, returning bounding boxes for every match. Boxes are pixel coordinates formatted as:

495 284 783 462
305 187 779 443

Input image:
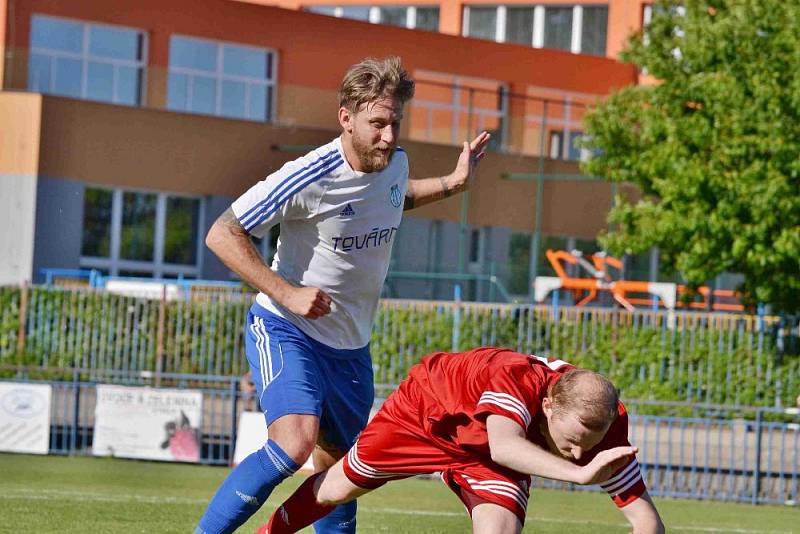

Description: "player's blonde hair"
547 369 619 432
338 56 415 112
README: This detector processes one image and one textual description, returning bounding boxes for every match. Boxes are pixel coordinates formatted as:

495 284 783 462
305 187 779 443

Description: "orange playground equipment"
533 249 744 312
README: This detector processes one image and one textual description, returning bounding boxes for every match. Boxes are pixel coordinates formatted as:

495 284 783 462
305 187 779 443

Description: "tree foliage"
582 0 800 312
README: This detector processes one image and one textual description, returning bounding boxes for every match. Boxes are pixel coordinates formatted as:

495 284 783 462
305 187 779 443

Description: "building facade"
252 0 651 60
1 0 644 300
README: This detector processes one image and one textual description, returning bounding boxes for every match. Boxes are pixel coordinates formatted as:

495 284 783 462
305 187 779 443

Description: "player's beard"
351 133 394 173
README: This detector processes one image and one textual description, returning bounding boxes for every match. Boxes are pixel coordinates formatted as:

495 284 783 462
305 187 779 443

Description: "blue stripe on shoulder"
244 155 344 232
239 148 338 226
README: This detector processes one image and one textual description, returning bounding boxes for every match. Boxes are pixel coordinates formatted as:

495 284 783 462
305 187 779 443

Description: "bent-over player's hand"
282 286 333 319
450 131 491 191
576 446 637 485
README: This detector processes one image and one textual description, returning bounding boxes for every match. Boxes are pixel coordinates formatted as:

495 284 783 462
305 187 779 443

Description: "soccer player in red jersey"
257 347 665 534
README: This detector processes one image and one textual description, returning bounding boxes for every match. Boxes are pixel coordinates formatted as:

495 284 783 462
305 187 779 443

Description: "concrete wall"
0 92 41 284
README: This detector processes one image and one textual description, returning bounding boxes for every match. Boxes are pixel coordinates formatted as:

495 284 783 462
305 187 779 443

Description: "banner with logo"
93 385 203 463
232 411 314 471
0 382 52 454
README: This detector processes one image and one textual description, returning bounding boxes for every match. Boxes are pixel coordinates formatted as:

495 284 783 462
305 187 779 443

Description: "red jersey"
405 347 645 507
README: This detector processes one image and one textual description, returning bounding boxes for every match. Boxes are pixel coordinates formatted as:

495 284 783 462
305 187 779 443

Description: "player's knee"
274 438 315 466
268 415 319 465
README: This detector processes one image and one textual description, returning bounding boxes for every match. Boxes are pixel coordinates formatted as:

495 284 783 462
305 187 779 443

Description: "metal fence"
2 285 799 408
6 375 798 506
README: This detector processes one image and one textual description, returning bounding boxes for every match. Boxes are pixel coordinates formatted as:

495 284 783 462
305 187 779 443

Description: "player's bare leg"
471 503 523 534
310 443 356 533
314 460 371 505
256 461 370 534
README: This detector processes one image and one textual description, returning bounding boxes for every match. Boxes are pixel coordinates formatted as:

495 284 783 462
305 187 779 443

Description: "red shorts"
342 381 530 524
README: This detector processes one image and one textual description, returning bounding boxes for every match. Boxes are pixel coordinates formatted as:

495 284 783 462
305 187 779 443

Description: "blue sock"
313 501 357 534
195 439 300 534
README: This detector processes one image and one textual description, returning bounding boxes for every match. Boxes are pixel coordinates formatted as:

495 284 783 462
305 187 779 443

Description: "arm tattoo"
219 207 248 236
438 176 451 198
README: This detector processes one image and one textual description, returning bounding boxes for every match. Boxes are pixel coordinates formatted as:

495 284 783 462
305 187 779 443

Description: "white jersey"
231 137 408 349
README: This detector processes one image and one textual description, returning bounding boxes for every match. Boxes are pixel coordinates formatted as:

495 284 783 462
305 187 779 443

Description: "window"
549 130 586 161
120 192 156 261
410 71 509 149
414 7 440 31
378 7 408 27
505 7 535 46
81 188 113 257
508 233 531 295
463 4 608 56
28 15 146 105
466 7 498 40
81 187 204 277
308 5 439 31
543 6 573 51
341 6 372 21
167 35 276 122
581 6 608 56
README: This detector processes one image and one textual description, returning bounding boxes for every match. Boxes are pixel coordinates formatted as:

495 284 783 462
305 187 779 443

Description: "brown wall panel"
34 96 620 238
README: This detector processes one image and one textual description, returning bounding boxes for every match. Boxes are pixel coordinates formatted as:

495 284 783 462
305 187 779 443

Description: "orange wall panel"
9 0 636 96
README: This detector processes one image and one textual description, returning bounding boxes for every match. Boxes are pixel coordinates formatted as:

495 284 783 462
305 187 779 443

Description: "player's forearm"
403 175 465 210
490 436 583 483
205 209 293 303
620 493 665 534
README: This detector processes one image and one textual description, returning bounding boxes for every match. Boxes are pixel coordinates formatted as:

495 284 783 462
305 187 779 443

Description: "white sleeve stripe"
600 460 639 487
605 473 643 496
480 392 528 415
243 155 343 231
600 469 641 491
477 398 529 427
238 148 338 223
531 355 569 370
602 468 641 494
478 393 531 427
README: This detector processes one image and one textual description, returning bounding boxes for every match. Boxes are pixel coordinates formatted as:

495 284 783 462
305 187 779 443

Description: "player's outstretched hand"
577 446 637 485
282 286 333 319
451 131 491 190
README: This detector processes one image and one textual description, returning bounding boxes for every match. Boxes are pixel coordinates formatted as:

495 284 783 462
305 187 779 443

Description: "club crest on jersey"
389 184 402 208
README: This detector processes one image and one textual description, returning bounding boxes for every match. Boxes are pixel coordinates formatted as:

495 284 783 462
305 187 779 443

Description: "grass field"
0 454 796 534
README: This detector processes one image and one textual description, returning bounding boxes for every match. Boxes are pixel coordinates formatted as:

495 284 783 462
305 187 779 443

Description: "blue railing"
7 375 798 506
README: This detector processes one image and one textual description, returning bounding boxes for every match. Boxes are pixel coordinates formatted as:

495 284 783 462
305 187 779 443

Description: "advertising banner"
0 382 52 454
93 385 203 462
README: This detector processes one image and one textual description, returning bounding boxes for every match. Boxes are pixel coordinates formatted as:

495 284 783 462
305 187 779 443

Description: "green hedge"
1 286 797 410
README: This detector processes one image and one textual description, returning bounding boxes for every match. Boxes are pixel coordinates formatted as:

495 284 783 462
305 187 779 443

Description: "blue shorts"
245 303 374 453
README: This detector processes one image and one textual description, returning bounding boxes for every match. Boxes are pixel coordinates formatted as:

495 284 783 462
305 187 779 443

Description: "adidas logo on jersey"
340 203 355 217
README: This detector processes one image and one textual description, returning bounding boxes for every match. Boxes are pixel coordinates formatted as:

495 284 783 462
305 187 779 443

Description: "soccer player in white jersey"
194 56 491 534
